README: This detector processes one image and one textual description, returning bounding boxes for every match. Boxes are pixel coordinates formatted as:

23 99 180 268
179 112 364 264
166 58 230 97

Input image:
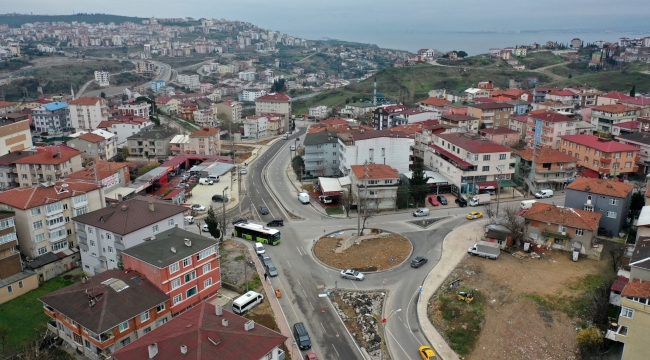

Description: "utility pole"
222 186 229 243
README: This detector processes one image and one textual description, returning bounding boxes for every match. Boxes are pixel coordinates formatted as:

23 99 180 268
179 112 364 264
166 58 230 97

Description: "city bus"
233 223 281 245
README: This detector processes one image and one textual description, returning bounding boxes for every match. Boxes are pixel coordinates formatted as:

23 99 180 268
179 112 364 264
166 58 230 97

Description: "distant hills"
0 13 145 27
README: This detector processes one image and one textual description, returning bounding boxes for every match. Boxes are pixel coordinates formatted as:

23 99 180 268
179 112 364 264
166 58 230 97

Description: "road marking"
299 246 307 254
277 279 300 319
350 280 359 290
387 328 415 359
321 322 326 332
405 290 422 344
332 344 340 358
287 260 292 268
296 247 304 256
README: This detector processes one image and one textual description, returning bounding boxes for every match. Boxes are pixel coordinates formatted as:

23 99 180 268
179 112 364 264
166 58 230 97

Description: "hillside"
0 13 145 27
546 62 650 93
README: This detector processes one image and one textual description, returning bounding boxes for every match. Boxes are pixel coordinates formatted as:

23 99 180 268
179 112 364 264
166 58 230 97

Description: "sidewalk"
416 219 488 360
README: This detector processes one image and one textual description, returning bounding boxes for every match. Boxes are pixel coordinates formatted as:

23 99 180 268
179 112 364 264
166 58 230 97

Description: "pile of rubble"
331 290 384 356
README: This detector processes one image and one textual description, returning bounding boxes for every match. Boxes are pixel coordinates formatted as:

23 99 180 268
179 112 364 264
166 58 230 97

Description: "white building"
193 109 218 127
176 74 200 90
309 105 330 119
238 71 256 81
98 117 154 146
243 116 268 139
118 101 151 119
338 129 415 175
242 88 266 102
68 97 109 132
94 71 110 87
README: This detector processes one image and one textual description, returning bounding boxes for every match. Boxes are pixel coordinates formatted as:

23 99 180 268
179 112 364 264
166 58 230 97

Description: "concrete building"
439 114 479 132
150 80 166 93
67 130 119 161
135 60 157 77
243 116 268 139
617 132 650 174
73 197 187 275
0 151 34 190
215 101 242 122
0 112 33 154
418 97 449 118
564 178 633 237
69 97 110 132
242 88 266 102
255 93 291 132
525 110 576 149
238 70 256 81
304 132 340 177
309 105 331 119
14 146 83 187
338 129 414 175
118 101 151 120
0 211 38 305
559 135 638 178
479 127 520 146
613 279 650 360
0 101 19 114
0 179 102 259
97 116 155 146
67 161 130 195
590 104 640 134
514 147 577 192
185 127 221 155
350 164 400 211
94 70 110 87
466 103 514 129
127 129 177 160
32 102 71 135
192 108 218 128
177 74 200 90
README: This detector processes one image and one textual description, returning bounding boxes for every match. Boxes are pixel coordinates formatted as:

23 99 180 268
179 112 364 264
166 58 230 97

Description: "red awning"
476 181 498 190
430 145 473 167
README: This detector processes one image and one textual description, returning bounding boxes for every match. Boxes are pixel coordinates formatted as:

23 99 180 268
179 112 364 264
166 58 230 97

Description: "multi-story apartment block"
371 105 409 130
118 101 151 120
424 132 514 194
350 164 400 210
617 132 650 174
418 97 449 118
184 127 221 156
438 114 479 132
68 130 118 161
135 60 157 77
73 197 187 275
122 228 220 315
243 116 268 139
339 129 414 175
304 132 340 177
559 135 638 178
514 147 577 192
0 112 32 154
216 100 242 122
525 110 576 149
150 80 166 93
94 70 110 87
611 279 650 360
0 211 38 305
69 97 110 132
255 93 291 132
98 116 154 146
479 127 520 146
564 178 633 236
155 97 179 115
15 146 82 186
566 86 602 107
40 270 171 360
192 108 218 127
242 88 266 102
0 101 19 114
238 70 257 81
309 105 331 119
590 104 640 134
0 151 35 190
177 74 200 90
127 129 177 160
32 102 71 135
466 102 514 128
412 121 453 163
596 91 636 106
545 90 580 106
0 179 102 259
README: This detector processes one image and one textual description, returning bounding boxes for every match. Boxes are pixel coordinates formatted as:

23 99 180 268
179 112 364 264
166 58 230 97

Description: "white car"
184 215 194 224
340 269 364 281
240 167 247 175
191 204 206 211
319 195 332 204
202 224 210 232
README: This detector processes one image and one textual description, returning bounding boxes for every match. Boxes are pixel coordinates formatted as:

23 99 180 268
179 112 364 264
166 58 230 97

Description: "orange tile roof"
420 97 450 107
67 162 129 181
77 133 105 143
567 178 633 198
256 93 291 102
351 164 400 180
592 104 638 114
0 101 17 107
97 121 120 128
0 179 100 209
523 203 602 230
68 97 103 106
15 147 81 165
190 127 220 137
516 147 576 163
621 279 650 298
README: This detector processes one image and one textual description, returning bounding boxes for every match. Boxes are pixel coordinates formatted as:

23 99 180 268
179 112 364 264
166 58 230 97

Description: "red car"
428 197 440 206
305 353 318 360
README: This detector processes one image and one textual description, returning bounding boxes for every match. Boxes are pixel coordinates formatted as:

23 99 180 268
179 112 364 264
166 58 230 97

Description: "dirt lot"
428 249 612 360
220 239 262 292
314 231 412 271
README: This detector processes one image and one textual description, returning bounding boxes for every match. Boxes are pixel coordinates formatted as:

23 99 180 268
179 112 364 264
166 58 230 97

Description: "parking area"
188 172 235 215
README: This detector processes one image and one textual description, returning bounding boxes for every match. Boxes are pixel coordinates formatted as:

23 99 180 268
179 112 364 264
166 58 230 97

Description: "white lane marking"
296 247 304 256
321 322 326 332
387 328 416 360
405 290 423 343
332 344 340 358
277 279 299 319
287 260 292 268
299 246 307 254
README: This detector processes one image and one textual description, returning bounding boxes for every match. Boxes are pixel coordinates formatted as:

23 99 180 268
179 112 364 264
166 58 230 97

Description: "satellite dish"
61 184 69 187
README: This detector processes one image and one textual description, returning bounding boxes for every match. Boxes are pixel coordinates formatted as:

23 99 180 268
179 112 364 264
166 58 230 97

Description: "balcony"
635 156 641 162
93 264 107 275
598 167 611 174
600 157 612 164
47 320 58 335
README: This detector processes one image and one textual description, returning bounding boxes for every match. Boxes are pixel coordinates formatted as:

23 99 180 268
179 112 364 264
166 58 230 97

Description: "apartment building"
98 116 154 146
0 112 32 154
559 135 638 178
514 147 577 192
412 121 453 163
466 102 514 128
150 80 166 93
424 132 514 194
40 270 171 360
612 279 650 360
545 90 580 106
0 211 38 305
186 127 220 155
69 97 109 132
525 110 576 149
590 104 640 134
350 164 400 210
177 74 200 90
215 100 242 122
566 86 602 107
68 130 118 161
118 101 151 120
0 101 19 114
67 161 131 195
617 132 650 174
135 60 157 77
532 101 576 116
0 179 102 259
122 228 220 315
418 97 449 118
127 129 177 160
309 105 330 119
94 70 110 87
304 132 340 177
0 151 35 190
479 127 520 146
14 146 82 187
155 97 179 115
338 129 414 175
73 197 187 275
438 114 479 132
192 108 218 127
596 91 636 106
32 102 71 135
243 116 268 139
255 93 291 132
564 178 633 236
242 88 266 102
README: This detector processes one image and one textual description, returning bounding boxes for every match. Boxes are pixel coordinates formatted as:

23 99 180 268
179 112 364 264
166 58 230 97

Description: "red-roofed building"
439 114 479 131
418 97 450 117
591 104 640 134
525 110 576 149
597 91 636 106
426 132 514 192
611 120 642 136
515 147 577 191
68 97 109 131
350 164 400 210
67 161 130 190
14 145 83 186
111 302 287 360
559 135 639 177
255 93 291 132
466 102 514 128
118 101 151 120
0 101 19 114
546 90 580 106
479 127 520 146
187 127 221 155
624 96 650 117
510 115 528 138
501 88 533 102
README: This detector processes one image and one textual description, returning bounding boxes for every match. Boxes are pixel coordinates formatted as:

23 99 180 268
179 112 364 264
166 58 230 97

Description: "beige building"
0 101 19 115
0 179 103 259
0 211 39 305
255 93 292 132
68 97 109 132
14 146 83 187
67 130 119 161
614 280 650 360
350 164 400 210
525 110 576 149
215 101 242 122
559 134 638 177
466 103 514 128
590 104 640 134
187 127 221 155
0 113 32 154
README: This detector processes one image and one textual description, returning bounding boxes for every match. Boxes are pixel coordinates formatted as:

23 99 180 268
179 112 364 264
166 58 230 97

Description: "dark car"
212 194 227 202
411 256 428 268
260 205 269 215
437 195 448 205
455 197 468 207
232 218 248 225
267 218 284 227
265 261 278 277
259 253 272 265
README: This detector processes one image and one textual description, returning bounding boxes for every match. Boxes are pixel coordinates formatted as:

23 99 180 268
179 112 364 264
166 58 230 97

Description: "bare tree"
358 194 378 235
341 190 353 217
500 205 526 246
483 202 497 223
610 245 626 273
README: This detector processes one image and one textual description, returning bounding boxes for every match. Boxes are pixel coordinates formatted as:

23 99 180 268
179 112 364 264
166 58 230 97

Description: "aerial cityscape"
1 3 650 360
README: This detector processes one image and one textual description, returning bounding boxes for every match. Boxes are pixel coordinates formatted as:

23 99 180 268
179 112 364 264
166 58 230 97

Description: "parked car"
232 218 248 225
411 256 428 268
535 189 554 198
455 197 468 207
437 195 448 205
255 243 265 255
418 346 436 360
340 269 364 281
199 178 214 185
466 211 483 220
319 195 332 204
428 197 440 206
305 353 319 360
259 253 272 266
267 218 284 227
260 205 269 215
265 262 278 277
240 167 247 175
413 208 430 217
184 215 194 224
191 204 206 211
212 194 227 202
201 224 210 232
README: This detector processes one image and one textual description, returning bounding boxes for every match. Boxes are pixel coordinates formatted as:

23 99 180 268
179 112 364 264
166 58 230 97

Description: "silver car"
340 269 364 281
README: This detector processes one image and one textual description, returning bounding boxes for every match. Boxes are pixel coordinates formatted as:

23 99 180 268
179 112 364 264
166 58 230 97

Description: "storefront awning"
499 180 517 188
431 145 473 167
476 181 497 190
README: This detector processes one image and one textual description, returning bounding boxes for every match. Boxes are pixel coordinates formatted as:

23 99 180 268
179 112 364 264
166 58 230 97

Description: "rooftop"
341 129 414 142
69 97 104 106
0 179 100 210
77 132 106 143
190 127 220 138
255 93 291 102
39 270 168 335
41 102 69 112
479 127 519 135
600 91 636 102
523 203 602 230
516 147 576 163
467 102 514 110
559 134 638 152
304 132 339 146
592 104 638 114
127 129 177 140
566 178 633 198
436 133 512 154
629 236 650 271
621 279 650 299
419 97 449 107
67 162 129 182
350 164 400 180
440 114 478 122
14 146 81 165
528 110 573 123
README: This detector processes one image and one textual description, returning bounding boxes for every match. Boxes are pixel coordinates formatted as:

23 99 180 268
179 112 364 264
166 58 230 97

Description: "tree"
576 327 603 358
291 156 304 179
396 185 411 209
358 193 378 236
100 91 106 98
204 205 222 240
456 51 468 58
630 85 636 97
121 146 129 159
341 190 353 217
630 192 645 219
409 158 429 207
568 73 572 79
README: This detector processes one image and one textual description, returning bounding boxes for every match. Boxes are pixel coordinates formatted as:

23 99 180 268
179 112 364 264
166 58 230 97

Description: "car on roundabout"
340 269 364 281
466 211 483 220
418 345 436 360
411 256 428 268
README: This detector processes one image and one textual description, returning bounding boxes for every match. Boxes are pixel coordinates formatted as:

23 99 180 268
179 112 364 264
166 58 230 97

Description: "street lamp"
365 308 401 360
221 186 229 243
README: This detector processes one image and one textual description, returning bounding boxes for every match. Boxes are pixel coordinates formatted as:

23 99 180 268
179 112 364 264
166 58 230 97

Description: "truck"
469 194 491 206
467 241 500 260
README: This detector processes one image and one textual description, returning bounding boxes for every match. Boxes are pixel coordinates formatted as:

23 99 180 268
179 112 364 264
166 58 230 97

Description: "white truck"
467 241 500 260
469 194 491 206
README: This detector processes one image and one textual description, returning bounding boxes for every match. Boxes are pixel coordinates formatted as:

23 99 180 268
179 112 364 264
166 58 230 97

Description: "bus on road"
234 222 281 245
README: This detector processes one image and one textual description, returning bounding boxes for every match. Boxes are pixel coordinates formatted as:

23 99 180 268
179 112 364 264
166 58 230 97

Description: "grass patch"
234 255 244 261
430 287 484 356
518 51 564 70
526 274 607 318
248 274 262 291
0 275 77 347
325 208 344 215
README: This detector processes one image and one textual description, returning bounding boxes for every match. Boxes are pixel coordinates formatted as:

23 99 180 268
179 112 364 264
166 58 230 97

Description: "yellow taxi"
418 345 436 360
466 211 483 220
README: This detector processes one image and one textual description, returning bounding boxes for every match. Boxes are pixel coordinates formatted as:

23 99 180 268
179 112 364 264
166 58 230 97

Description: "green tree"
396 185 411 209
291 156 305 179
630 192 645 219
409 158 430 207
100 91 106 98
568 73 572 79
204 205 222 240
456 51 468 58
121 146 130 159
630 85 636 97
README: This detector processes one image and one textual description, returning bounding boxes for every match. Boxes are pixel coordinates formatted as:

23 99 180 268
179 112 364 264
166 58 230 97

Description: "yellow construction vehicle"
457 291 474 304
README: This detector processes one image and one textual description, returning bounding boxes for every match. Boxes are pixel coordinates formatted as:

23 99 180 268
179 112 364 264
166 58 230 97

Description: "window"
108 246 113 253
627 152 633 158
140 311 150 322
607 211 617 219
74 206 89 216
183 258 191 267
37 247 47 255
168 219 174 227
173 294 182 305
120 338 131 347
169 262 180 274
7 285 12 293
85 339 92 350
558 225 567 233
584 205 594 212
595 150 600 156
45 202 62 213
156 303 165 312
554 238 564 245
73 194 87 205
197 246 216 261
621 307 634 319
618 325 628 336
118 321 129 332
625 162 631 168
204 278 212 288
203 263 211 273
31 207 41 216
152 225 159 233
615 153 620 158
186 286 198 298
52 240 68 251
575 229 584 236
499 154 506 160
482 166 489 172
610 198 620 206
33 220 43 230
184 270 196 282
143 326 152 334
483 155 491 161
171 278 181 289
34 233 46 243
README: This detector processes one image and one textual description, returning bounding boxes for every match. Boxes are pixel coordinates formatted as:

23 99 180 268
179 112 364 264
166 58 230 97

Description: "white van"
535 189 554 199
413 208 430 217
283 133 289 140
232 291 264 315
255 243 265 255
199 178 213 185
207 175 220 183
520 200 537 210
298 192 310 204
